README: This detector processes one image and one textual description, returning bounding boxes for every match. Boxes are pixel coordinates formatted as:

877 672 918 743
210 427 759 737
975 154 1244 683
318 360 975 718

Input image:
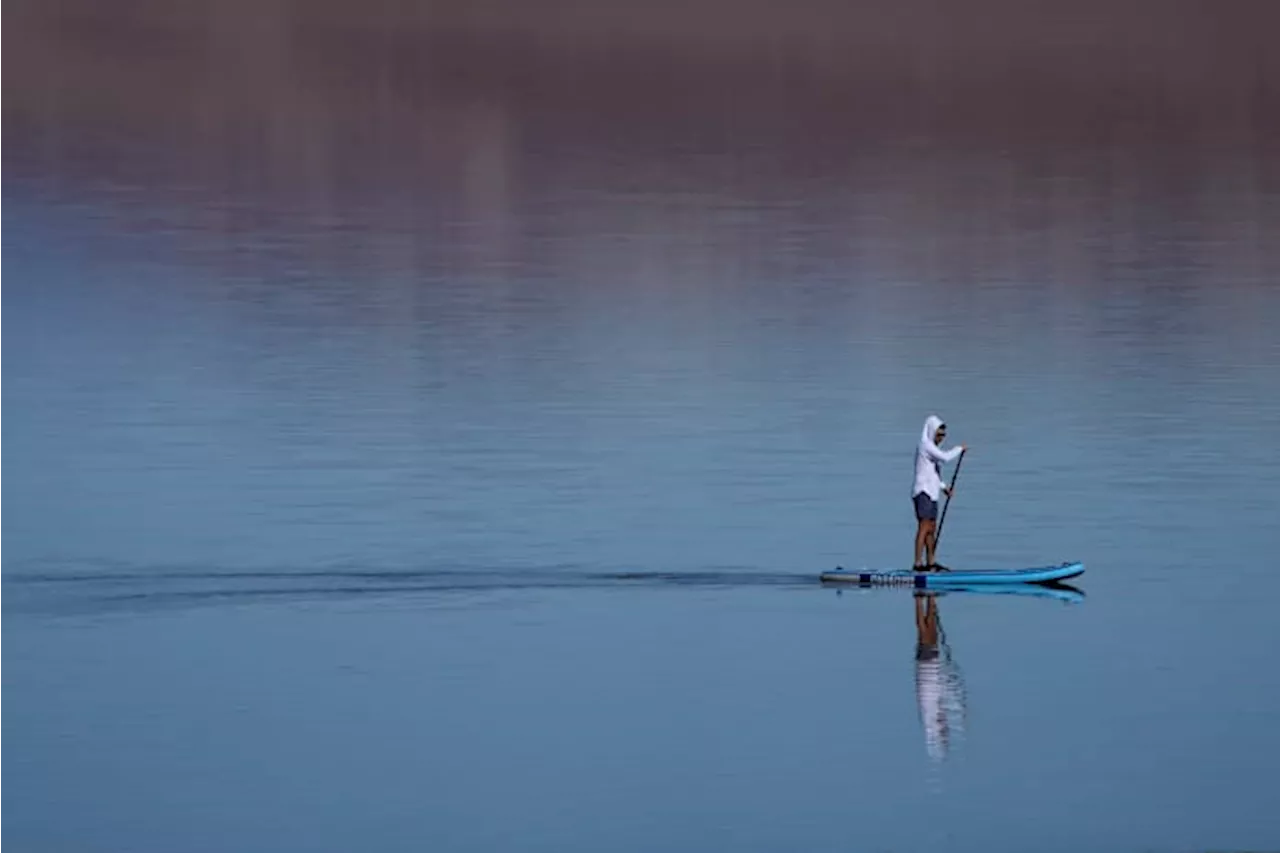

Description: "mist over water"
5 2 1280 851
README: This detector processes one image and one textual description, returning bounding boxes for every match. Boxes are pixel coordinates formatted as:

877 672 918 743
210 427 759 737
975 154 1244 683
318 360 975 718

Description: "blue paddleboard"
818 561 1084 588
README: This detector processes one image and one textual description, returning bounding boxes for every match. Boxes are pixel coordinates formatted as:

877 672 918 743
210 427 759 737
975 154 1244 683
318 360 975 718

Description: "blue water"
5 4 1280 850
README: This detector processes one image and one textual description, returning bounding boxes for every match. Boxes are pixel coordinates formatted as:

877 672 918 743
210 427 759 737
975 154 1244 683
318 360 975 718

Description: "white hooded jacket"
913 415 963 501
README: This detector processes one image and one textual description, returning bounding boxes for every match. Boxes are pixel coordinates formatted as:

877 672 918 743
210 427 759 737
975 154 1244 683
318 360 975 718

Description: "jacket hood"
920 415 945 450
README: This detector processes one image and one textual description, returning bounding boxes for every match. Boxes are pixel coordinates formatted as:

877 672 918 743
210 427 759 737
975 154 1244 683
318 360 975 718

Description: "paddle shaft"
933 449 965 554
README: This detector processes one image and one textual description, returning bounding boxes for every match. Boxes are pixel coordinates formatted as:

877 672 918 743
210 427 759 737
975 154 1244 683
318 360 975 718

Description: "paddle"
932 449 966 555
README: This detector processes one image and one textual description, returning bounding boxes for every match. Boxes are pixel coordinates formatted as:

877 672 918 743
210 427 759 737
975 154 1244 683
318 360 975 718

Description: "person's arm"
922 442 965 464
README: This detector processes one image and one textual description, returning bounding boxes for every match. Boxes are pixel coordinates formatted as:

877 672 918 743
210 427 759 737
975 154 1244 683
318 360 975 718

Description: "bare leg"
924 519 937 567
914 520 929 568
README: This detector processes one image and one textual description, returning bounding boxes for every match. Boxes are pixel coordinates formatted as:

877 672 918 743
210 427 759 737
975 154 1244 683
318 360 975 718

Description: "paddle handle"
933 449 965 553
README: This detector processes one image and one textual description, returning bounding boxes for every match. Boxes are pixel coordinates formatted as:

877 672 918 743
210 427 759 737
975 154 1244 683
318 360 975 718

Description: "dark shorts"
913 492 938 521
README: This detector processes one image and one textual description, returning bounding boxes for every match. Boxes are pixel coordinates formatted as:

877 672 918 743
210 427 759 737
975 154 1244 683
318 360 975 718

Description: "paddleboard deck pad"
819 561 1083 588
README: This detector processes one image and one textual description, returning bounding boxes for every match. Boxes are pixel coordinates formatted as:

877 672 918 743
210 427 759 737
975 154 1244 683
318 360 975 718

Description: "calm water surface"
5 3 1280 851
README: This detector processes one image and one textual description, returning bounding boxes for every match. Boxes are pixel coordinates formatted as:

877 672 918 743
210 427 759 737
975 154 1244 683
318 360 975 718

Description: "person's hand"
960 444 969 453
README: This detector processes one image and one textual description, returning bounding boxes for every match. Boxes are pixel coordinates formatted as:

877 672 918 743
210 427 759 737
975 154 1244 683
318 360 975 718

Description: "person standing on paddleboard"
913 415 966 570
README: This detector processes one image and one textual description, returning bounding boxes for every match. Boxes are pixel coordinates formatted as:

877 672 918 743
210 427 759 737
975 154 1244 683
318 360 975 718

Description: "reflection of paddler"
914 593 968 762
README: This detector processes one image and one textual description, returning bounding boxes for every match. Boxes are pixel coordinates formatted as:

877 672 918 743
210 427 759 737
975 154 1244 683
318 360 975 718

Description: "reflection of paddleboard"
822 579 1086 604
931 582 1085 604
819 561 1084 588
